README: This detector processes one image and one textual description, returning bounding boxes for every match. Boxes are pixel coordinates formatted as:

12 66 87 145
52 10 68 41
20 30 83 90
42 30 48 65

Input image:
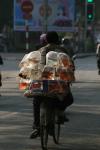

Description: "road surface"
0 53 100 150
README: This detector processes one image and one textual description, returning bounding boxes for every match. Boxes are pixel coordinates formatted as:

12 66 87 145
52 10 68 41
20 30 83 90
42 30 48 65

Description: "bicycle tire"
53 115 61 144
40 125 48 150
40 106 48 150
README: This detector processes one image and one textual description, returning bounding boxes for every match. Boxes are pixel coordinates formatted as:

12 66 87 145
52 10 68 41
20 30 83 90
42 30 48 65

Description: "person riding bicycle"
61 37 76 70
30 31 74 139
35 33 48 49
96 43 100 75
61 37 75 58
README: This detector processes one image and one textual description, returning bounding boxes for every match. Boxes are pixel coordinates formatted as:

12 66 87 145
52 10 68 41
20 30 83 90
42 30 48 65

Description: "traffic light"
86 0 95 22
87 3 94 21
87 0 94 3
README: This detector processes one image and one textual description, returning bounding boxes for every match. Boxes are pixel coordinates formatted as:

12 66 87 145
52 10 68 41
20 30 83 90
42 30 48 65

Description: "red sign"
21 0 33 13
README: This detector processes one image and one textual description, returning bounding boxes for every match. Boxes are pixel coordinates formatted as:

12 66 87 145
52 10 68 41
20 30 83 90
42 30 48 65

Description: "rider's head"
46 31 59 44
40 33 47 45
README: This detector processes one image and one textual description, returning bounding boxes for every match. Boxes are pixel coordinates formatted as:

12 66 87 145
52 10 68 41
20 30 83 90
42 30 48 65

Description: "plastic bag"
46 51 58 67
19 51 41 67
56 67 75 81
41 65 55 80
19 78 31 90
19 51 42 80
57 53 75 81
57 52 71 67
19 54 29 67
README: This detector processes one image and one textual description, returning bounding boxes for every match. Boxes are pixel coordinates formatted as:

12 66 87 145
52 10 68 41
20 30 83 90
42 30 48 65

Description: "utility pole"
43 0 48 33
84 0 95 52
84 0 88 52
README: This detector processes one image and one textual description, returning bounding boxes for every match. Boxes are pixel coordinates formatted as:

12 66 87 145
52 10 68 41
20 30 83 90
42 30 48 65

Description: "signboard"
21 0 33 13
14 0 75 32
21 0 33 19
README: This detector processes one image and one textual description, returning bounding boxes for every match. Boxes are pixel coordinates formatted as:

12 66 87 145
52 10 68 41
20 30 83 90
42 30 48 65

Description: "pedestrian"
96 43 100 74
0 72 2 96
0 55 3 96
30 31 74 139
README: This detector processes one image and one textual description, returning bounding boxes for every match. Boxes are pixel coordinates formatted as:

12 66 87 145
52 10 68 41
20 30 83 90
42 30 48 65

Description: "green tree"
0 0 13 31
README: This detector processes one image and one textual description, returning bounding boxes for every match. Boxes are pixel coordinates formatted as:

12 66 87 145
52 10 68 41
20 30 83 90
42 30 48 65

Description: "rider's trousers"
32 91 73 129
32 97 40 129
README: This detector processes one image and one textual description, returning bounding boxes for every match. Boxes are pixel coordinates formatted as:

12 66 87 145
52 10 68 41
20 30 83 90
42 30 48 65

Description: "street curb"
0 52 96 61
76 53 95 59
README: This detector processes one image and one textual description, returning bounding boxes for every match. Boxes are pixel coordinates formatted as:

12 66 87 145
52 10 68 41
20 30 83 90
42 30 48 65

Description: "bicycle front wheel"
53 115 61 144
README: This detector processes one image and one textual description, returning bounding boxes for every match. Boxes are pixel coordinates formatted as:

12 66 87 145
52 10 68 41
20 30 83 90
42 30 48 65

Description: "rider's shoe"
30 128 40 139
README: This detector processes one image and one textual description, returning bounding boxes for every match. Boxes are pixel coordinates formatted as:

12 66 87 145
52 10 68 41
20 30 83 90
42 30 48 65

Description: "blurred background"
0 0 99 53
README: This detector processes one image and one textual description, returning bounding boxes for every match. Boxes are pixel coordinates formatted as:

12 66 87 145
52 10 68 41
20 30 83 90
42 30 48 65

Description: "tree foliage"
0 0 13 31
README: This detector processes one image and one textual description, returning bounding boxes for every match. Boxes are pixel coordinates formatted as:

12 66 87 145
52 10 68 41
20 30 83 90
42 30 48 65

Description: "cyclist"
61 37 75 58
35 33 48 49
61 37 76 71
30 31 74 139
96 43 100 75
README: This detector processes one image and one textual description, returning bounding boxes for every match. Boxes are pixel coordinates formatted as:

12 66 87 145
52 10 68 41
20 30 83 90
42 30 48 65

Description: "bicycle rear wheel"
40 106 48 150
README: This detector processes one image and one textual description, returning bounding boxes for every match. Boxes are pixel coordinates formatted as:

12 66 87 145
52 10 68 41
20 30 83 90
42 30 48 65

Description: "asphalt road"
0 54 100 150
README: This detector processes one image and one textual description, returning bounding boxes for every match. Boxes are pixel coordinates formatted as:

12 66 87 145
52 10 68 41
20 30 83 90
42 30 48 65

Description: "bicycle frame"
40 96 61 150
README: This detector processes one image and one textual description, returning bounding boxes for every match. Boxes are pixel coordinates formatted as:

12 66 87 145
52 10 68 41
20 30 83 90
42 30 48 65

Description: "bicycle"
40 96 61 150
24 80 69 150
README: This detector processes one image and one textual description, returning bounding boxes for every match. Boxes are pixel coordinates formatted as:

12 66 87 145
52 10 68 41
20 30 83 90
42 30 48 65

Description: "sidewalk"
0 52 25 61
0 52 96 61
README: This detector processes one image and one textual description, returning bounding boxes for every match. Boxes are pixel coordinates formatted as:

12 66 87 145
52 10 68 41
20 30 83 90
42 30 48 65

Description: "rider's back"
38 43 70 67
